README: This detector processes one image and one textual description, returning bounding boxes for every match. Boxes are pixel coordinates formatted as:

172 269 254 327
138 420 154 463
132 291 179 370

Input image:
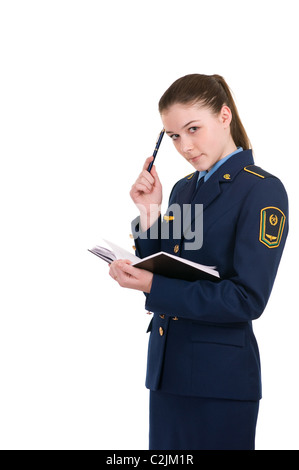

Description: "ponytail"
159 74 251 150
212 75 251 150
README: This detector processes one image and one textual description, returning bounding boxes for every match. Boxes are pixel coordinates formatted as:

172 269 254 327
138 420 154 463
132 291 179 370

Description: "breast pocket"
191 323 245 348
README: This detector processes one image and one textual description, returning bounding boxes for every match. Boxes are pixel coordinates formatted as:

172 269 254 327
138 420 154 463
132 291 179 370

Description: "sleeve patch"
259 207 286 248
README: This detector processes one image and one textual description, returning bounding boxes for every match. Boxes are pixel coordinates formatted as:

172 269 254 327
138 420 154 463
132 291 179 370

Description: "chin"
193 163 209 172
189 156 211 172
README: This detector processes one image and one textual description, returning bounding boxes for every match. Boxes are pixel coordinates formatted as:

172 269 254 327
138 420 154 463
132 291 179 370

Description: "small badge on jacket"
259 206 286 248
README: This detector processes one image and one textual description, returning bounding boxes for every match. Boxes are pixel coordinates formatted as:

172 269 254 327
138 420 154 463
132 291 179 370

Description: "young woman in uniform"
108 74 288 450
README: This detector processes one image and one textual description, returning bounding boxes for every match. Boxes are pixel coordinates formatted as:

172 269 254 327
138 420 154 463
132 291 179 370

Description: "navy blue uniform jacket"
132 150 288 401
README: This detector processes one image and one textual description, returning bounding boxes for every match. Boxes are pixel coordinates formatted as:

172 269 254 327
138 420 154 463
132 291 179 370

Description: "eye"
170 134 179 141
189 126 199 133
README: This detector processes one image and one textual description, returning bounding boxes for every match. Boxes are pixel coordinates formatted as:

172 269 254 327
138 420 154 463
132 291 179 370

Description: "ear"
220 105 232 128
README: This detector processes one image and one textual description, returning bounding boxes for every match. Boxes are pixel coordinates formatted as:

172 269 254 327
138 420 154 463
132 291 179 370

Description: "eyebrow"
165 120 201 134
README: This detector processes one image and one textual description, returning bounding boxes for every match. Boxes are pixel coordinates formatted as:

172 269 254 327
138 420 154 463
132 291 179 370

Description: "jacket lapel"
174 171 198 205
178 150 255 227
192 176 221 209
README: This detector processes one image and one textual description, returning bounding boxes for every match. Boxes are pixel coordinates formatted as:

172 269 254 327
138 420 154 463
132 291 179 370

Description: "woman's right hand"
130 156 163 231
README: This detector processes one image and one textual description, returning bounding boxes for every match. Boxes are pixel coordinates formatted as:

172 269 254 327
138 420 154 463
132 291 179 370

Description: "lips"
189 154 202 162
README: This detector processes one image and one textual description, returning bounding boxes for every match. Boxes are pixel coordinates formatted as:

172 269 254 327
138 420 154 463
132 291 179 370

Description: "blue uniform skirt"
149 390 259 450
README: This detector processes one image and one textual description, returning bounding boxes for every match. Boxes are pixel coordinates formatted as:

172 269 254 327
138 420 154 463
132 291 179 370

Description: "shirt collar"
198 147 243 182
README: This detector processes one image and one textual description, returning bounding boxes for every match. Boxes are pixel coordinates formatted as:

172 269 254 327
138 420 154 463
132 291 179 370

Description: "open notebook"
88 240 220 282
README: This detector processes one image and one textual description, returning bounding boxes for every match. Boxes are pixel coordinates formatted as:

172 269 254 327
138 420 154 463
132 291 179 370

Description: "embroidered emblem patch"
259 207 286 248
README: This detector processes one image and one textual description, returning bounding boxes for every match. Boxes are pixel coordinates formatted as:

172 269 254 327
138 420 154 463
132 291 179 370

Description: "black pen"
147 129 165 172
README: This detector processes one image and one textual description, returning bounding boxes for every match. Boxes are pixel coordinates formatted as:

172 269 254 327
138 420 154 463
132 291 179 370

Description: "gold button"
223 173 231 180
174 244 179 254
132 245 136 250
159 314 165 319
159 327 164 336
172 316 179 321
163 215 175 223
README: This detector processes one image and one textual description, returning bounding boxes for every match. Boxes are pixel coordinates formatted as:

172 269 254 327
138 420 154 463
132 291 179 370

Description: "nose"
180 136 194 154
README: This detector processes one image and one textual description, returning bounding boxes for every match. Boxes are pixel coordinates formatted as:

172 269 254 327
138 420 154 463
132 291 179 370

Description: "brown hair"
159 74 251 150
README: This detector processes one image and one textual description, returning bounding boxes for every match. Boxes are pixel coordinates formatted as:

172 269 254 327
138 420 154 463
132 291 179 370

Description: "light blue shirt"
197 147 243 183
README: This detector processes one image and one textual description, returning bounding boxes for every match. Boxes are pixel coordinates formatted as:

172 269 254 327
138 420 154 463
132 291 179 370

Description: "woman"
109 74 288 450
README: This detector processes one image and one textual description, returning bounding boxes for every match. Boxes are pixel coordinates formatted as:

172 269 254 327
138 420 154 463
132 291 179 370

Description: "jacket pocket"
191 323 245 348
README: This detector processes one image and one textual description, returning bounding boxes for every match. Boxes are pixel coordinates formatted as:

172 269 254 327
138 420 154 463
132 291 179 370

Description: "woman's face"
161 102 236 172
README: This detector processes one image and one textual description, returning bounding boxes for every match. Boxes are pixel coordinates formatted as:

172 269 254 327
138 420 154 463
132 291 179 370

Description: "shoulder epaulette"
185 172 195 180
244 165 275 179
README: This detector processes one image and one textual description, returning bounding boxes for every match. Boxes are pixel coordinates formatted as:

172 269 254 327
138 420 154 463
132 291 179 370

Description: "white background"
0 0 298 450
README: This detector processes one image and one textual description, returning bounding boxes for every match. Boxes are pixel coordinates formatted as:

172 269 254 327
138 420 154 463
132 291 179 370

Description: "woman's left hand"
109 259 153 293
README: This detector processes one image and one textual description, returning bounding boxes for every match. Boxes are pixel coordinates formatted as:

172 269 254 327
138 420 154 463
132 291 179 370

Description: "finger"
118 262 139 278
109 266 117 279
109 259 132 278
131 171 155 194
137 175 154 191
108 260 119 279
142 156 154 171
139 169 155 185
132 183 152 195
150 165 161 185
